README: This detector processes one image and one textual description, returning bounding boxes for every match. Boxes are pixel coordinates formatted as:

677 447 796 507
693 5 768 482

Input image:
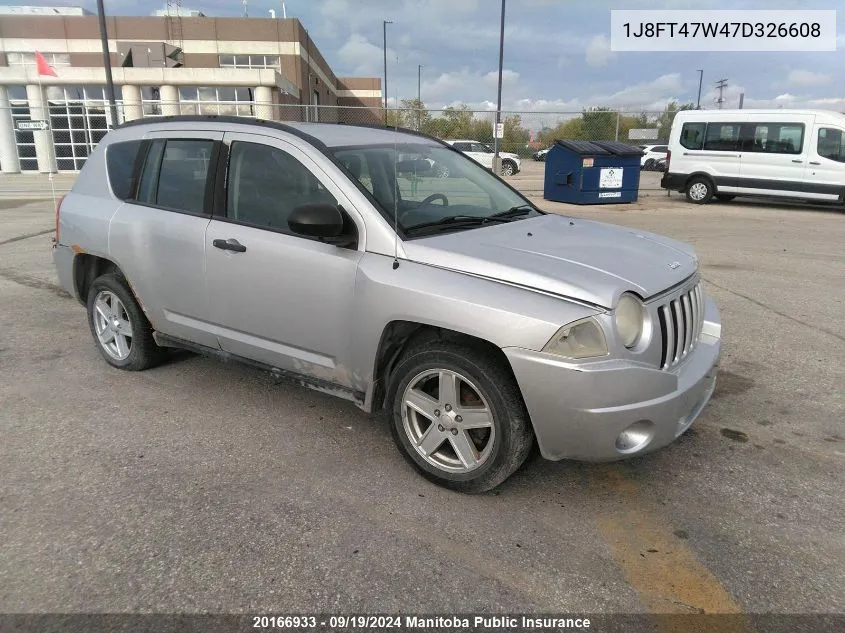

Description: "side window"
106 140 143 200
226 141 337 232
680 123 705 150
742 123 804 154
703 123 741 151
475 143 493 153
452 142 470 152
817 128 845 163
136 139 215 213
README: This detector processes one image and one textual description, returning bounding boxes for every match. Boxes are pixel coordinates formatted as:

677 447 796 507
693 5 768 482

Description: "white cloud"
483 69 520 87
784 69 832 87
337 33 396 75
585 35 614 68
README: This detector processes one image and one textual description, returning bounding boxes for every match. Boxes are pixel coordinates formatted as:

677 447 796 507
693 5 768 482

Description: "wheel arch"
72 253 121 305
368 320 519 416
684 171 717 192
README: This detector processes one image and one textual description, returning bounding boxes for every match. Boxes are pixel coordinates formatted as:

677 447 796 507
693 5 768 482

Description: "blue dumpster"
544 140 643 204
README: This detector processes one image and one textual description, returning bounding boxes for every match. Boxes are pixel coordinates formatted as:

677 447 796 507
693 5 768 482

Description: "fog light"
615 420 654 454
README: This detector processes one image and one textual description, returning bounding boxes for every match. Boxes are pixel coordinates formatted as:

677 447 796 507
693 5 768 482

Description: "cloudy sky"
78 0 843 117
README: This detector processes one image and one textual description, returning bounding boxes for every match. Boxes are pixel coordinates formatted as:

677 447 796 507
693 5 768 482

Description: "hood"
501 152 520 160
402 214 699 308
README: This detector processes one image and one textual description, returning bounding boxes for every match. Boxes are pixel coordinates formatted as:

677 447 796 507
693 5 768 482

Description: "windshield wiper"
487 204 535 220
404 215 511 235
405 206 536 235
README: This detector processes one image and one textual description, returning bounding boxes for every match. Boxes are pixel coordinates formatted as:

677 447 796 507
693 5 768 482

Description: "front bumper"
503 296 721 462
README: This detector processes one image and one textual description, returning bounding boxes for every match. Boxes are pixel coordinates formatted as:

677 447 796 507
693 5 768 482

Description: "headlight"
542 317 608 359
615 293 645 348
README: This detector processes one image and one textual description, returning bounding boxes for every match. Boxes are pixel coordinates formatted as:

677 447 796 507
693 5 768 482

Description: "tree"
581 107 617 140
656 101 696 141
385 98 431 130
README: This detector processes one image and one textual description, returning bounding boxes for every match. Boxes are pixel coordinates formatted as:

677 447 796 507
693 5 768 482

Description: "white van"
661 109 845 205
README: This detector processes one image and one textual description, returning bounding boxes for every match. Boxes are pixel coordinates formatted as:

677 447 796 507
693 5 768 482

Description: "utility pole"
383 20 392 124
715 78 728 109
96 0 118 126
493 0 506 170
696 69 703 109
417 64 423 131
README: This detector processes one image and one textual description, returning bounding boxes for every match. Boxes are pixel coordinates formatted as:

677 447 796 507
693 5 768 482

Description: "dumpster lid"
553 139 611 155
591 141 645 156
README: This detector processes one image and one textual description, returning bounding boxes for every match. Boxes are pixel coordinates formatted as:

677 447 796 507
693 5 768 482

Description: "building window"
178 87 254 116
218 54 280 71
311 89 320 123
6 52 71 67
45 85 121 171
141 86 162 116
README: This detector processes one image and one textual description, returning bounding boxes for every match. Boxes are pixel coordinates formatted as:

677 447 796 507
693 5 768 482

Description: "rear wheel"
644 158 656 170
685 176 714 204
388 341 534 493
86 273 165 370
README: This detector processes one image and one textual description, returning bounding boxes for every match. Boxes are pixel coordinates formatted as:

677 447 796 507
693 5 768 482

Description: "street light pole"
96 0 118 126
383 20 392 124
417 64 423 130
493 0 506 169
696 69 704 110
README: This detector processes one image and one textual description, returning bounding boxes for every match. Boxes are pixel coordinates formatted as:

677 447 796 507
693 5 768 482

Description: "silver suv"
53 117 721 492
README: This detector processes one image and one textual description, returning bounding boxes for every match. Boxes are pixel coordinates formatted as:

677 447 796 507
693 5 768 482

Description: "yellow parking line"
591 466 756 633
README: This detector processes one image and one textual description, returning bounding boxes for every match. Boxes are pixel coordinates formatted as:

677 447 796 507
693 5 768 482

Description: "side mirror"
288 203 344 238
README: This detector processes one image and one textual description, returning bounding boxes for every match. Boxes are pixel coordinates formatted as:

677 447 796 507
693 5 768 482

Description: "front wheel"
500 161 517 177
685 176 714 204
388 341 534 493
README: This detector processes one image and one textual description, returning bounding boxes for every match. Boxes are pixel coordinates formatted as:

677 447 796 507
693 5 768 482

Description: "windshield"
331 143 540 236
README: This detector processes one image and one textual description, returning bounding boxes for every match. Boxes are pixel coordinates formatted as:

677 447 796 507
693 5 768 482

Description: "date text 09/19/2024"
252 615 592 629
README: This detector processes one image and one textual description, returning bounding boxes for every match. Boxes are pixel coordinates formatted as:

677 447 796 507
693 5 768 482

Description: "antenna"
391 53 400 270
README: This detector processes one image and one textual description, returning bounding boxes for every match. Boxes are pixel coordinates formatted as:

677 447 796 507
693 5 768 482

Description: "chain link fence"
0 101 678 198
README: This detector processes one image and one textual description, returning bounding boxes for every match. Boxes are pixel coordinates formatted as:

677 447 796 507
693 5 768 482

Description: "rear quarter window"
679 123 705 150
106 140 144 200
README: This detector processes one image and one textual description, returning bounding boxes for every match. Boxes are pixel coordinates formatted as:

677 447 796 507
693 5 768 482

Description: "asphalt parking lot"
0 167 843 626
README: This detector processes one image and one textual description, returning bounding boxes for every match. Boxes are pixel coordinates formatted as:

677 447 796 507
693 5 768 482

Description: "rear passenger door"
803 125 845 202
737 121 807 198
204 132 363 387
108 131 223 348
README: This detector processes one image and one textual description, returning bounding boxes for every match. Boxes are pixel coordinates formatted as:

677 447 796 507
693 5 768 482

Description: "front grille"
657 281 704 370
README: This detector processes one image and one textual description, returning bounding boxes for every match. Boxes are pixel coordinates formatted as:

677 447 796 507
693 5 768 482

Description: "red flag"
35 51 57 77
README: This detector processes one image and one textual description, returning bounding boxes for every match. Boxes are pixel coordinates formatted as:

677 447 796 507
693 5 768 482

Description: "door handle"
809 161 821 165
212 238 247 253
792 159 803 163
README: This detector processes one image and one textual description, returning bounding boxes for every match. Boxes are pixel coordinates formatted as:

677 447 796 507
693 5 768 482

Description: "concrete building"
0 6 382 173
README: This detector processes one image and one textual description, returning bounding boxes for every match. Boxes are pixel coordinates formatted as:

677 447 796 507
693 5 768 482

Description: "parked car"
662 109 845 205
53 116 721 493
533 148 550 162
638 144 669 170
442 139 521 176
654 157 667 171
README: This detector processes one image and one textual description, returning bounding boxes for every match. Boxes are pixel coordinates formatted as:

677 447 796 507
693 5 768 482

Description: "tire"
500 160 516 177
685 176 714 204
715 194 736 202
387 340 534 493
86 272 165 371
644 158 656 170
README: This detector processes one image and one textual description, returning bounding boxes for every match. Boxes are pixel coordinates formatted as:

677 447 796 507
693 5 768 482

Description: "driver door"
470 142 494 169
204 132 364 386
